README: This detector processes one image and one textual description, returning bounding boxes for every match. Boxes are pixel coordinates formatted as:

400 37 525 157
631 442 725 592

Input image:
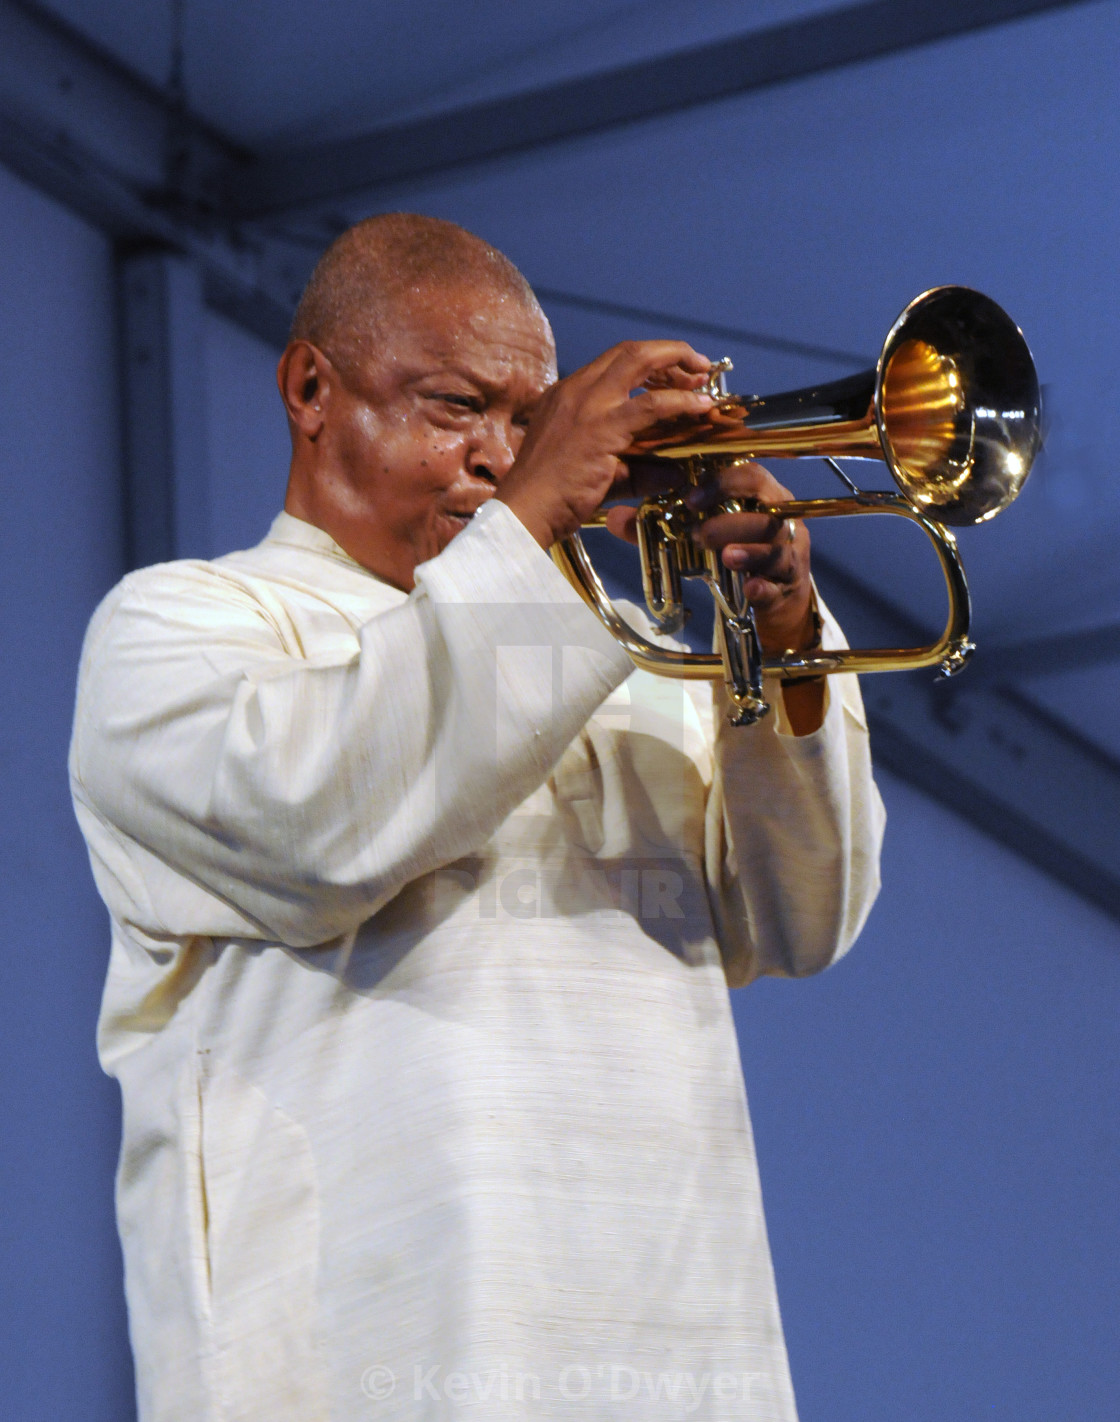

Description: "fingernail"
724 548 747 569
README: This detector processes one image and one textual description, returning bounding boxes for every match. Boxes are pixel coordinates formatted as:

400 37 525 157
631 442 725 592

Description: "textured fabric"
71 499 885 1422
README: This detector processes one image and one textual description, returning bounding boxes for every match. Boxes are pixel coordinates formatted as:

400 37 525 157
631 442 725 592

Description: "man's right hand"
496 340 713 550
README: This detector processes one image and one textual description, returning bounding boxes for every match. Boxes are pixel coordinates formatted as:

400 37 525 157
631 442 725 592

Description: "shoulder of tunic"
83 512 407 658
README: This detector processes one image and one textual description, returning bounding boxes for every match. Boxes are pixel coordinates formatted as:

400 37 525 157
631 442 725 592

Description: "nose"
467 415 518 485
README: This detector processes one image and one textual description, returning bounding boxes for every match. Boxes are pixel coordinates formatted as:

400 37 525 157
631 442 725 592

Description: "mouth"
444 509 476 530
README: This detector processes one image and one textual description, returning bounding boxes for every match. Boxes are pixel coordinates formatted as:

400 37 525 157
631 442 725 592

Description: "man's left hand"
605 459 816 654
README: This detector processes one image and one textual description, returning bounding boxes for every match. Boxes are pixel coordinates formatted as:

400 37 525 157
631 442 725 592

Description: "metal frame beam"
968 622 1120 684
0 94 294 348
815 557 1120 919
0 0 236 197
867 678 1120 920
118 249 213 568
535 287 871 369
218 0 1099 215
0 0 296 347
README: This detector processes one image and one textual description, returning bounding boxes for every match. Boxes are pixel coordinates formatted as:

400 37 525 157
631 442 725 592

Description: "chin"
436 512 474 547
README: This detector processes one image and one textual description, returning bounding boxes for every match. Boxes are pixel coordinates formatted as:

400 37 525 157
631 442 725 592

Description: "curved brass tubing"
552 492 974 683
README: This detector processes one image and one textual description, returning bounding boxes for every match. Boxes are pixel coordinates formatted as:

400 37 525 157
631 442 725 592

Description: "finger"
599 339 712 390
612 385 713 436
610 457 683 501
681 465 723 511
696 508 788 549
681 463 790 516
533 340 695 403
604 505 639 544
642 362 714 391
710 459 794 503
565 339 708 390
721 543 797 582
740 577 797 617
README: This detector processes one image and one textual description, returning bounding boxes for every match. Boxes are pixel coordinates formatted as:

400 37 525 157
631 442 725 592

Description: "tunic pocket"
199 1070 329 1421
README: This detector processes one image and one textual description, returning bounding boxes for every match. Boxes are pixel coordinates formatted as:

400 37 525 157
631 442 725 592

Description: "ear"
277 340 333 438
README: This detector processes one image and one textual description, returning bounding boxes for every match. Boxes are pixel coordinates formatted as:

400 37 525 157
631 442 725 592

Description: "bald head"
290 213 542 381
278 213 556 589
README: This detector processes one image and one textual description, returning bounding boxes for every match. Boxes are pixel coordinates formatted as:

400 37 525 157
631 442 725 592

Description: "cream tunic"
71 500 884 1422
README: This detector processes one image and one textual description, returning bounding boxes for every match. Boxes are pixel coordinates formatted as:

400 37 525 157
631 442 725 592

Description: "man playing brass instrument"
71 214 884 1420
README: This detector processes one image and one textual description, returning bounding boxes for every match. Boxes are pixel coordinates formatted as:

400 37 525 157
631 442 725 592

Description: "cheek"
415 435 462 473
338 405 391 473
345 414 456 492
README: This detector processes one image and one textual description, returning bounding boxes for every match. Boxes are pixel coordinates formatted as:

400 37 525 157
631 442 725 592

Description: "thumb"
605 506 640 545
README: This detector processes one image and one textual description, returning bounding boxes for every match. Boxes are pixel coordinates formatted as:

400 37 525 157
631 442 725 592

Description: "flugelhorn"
550 286 1041 725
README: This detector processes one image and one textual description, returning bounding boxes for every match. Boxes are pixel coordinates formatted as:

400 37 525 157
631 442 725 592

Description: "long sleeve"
704 597 886 987
71 501 632 947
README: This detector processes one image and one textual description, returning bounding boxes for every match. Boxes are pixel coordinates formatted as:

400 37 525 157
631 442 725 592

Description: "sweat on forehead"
289 213 539 375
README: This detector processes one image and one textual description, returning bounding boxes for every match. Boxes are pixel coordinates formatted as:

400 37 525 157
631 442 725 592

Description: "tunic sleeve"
703 596 886 987
71 501 633 947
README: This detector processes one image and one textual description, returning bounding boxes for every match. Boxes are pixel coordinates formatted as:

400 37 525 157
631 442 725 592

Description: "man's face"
313 282 557 590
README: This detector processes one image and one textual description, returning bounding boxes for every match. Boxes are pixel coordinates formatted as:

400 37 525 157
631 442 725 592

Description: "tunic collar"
263 511 406 597
263 510 360 564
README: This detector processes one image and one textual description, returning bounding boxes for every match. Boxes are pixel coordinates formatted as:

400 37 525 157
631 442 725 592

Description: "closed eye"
513 396 543 430
431 393 480 411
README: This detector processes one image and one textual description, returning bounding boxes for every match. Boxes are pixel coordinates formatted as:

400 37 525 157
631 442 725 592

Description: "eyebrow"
413 362 539 401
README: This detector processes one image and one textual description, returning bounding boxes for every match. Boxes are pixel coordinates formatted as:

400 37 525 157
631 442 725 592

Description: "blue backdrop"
2 5 1119 1417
